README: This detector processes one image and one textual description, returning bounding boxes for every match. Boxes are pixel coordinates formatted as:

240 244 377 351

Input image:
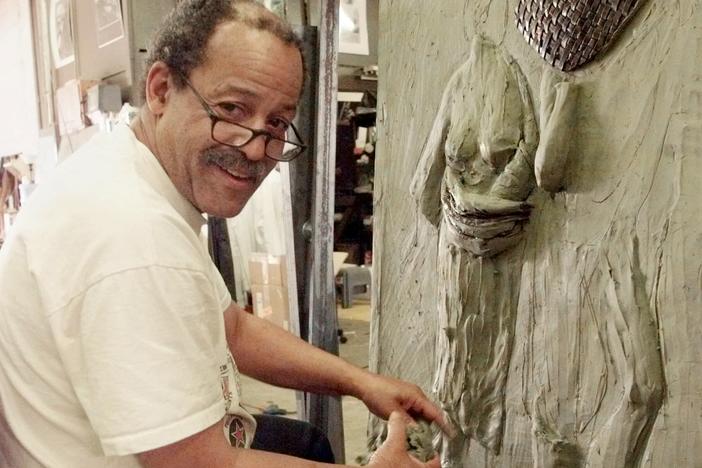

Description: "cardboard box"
56 79 101 136
249 254 287 287
251 284 290 331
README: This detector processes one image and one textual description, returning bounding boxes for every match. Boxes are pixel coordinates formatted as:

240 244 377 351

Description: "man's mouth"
215 162 255 182
204 148 264 186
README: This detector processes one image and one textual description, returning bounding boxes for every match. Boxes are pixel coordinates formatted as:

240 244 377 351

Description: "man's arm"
138 417 334 468
224 303 453 434
224 302 364 396
137 412 440 468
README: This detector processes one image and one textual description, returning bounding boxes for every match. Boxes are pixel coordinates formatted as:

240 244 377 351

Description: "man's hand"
368 412 441 468
355 372 455 437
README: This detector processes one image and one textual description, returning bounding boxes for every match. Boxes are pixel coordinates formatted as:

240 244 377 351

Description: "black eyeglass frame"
179 74 307 162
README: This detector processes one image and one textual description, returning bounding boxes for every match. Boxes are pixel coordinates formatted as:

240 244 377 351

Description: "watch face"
515 0 648 71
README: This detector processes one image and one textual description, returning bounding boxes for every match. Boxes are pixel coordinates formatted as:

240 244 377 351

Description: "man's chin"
195 188 256 218
193 194 248 218
204 204 246 219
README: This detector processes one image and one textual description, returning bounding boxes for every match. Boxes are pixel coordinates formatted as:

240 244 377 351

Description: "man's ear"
145 61 173 116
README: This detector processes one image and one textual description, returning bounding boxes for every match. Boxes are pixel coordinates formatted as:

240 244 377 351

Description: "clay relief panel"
406 2 665 465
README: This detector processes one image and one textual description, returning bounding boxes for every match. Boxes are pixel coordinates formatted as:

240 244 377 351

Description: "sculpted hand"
356 371 455 437
368 412 441 468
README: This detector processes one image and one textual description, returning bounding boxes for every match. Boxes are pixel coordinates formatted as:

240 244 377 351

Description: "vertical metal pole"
280 161 308 420
285 26 319 344
207 217 237 302
282 25 323 433
306 0 344 462
281 9 343 463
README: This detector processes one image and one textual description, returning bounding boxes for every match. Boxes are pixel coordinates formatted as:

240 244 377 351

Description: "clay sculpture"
410 35 538 461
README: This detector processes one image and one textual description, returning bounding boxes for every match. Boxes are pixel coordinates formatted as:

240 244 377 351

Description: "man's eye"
218 103 245 118
269 118 290 132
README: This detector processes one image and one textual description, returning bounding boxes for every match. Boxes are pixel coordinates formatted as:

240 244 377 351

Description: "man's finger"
384 411 413 450
425 455 441 468
408 399 457 439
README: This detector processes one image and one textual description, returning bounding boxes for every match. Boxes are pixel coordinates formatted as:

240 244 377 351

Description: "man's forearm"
223 303 368 398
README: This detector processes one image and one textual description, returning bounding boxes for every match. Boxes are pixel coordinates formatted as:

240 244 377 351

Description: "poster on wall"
339 0 369 56
95 0 124 47
55 80 85 136
49 0 75 68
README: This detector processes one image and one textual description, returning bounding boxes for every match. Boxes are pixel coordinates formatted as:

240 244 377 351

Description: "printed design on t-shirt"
225 415 248 448
228 352 243 397
219 352 243 413
219 362 233 412
220 351 250 447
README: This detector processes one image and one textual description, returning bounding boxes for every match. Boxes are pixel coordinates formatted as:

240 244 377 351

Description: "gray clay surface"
369 1 700 467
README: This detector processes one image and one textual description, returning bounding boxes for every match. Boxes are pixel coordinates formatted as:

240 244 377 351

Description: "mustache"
204 147 267 182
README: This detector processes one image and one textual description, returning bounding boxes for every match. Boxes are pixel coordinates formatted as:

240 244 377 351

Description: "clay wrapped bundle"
357 420 437 465
515 0 648 71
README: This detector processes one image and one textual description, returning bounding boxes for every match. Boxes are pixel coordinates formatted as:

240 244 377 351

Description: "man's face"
154 23 303 218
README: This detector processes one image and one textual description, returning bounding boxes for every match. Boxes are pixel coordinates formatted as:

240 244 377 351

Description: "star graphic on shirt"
229 417 247 448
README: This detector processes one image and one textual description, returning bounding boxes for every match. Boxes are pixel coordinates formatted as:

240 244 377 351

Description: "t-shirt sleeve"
51 265 229 456
207 258 233 313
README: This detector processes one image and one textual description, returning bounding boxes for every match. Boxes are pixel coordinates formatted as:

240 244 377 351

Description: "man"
0 1 448 467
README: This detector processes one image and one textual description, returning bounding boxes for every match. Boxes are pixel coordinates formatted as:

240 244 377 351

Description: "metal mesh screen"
515 0 646 71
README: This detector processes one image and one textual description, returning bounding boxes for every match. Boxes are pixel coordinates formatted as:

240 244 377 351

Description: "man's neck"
132 110 175 181
131 111 151 150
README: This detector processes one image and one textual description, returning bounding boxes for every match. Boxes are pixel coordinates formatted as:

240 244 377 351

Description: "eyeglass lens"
213 121 299 160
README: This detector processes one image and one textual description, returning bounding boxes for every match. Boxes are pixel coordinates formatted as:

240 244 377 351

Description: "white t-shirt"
0 125 256 468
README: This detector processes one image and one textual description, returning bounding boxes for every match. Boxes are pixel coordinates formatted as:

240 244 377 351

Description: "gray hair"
141 0 304 100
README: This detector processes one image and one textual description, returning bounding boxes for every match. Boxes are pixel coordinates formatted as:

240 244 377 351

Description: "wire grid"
515 0 646 71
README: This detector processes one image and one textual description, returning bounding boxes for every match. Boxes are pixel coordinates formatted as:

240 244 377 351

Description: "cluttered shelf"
334 90 376 266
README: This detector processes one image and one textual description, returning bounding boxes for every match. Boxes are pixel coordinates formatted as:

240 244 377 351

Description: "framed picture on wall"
49 0 75 68
262 0 286 18
339 0 369 56
94 0 124 48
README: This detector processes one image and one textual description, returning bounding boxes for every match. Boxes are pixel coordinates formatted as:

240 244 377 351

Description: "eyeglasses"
179 75 307 162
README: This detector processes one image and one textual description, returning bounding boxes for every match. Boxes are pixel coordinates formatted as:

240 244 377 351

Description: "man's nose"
240 133 268 162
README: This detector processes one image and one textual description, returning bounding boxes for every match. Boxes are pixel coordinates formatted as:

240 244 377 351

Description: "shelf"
338 75 378 93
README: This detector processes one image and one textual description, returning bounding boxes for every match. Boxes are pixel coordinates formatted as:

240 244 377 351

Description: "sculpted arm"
409 69 462 227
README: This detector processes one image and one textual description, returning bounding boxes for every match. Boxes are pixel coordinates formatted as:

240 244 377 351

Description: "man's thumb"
384 411 413 449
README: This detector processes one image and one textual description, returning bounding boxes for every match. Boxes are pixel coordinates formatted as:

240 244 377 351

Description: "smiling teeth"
224 167 251 179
